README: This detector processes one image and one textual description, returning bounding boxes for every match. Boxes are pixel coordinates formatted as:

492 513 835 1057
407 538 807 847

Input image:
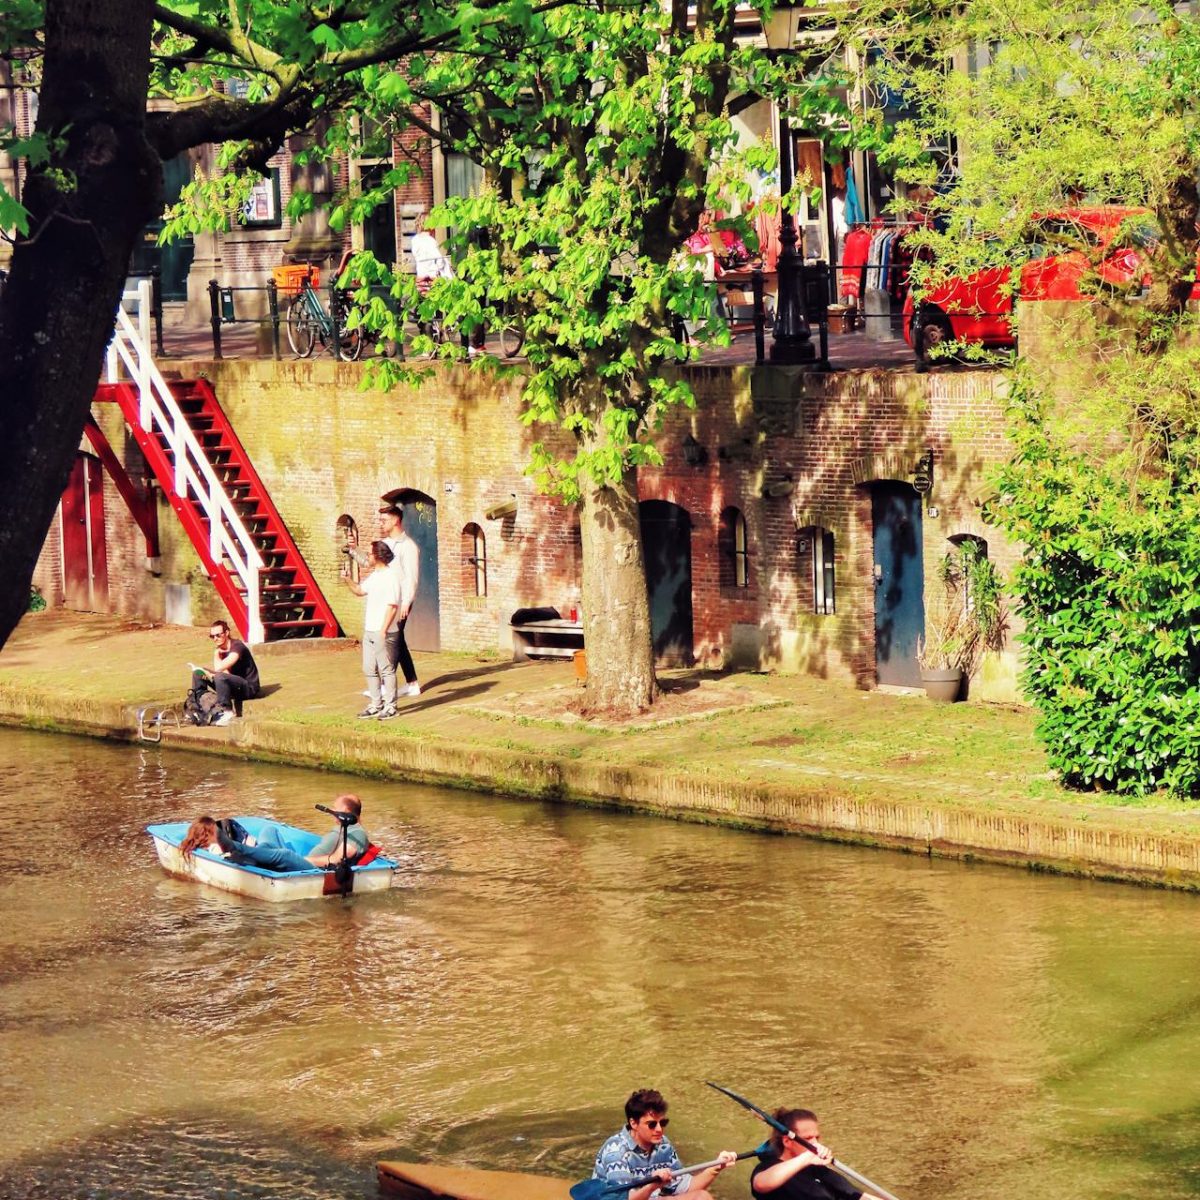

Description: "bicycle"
278 260 364 361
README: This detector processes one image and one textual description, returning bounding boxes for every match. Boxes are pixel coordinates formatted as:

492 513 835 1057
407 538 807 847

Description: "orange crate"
272 264 319 296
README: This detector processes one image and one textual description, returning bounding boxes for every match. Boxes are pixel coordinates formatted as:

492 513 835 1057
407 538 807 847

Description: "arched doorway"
61 451 109 612
386 488 440 651
639 500 693 665
870 480 925 686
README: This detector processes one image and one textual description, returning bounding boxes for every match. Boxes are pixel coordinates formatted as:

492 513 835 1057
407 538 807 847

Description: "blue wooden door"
871 481 925 686
639 500 694 665
398 492 441 652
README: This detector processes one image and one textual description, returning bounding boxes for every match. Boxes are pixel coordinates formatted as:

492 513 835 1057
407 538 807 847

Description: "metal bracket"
137 706 180 743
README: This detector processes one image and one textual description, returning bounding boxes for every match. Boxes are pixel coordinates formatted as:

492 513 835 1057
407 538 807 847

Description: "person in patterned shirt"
592 1089 738 1200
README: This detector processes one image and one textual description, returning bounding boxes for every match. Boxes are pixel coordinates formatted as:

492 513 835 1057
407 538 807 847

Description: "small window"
462 523 487 597
719 507 750 589
811 528 835 615
947 534 988 614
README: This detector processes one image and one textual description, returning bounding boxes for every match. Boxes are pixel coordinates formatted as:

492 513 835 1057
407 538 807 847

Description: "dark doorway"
639 500 694 665
871 481 925 686
61 452 109 612
359 163 398 267
128 153 195 301
390 489 440 651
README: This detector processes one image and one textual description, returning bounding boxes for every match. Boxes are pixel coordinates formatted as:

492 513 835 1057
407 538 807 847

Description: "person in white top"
411 227 453 291
341 540 401 719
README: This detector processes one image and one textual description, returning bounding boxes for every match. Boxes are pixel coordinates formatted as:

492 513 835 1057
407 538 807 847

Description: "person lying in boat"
750 1108 884 1200
593 1089 738 1200
215 794 370 874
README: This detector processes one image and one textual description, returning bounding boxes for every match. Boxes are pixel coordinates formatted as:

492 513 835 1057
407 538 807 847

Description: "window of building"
719 507 750 589
947 534 988 613
810 527 835 615
462 523 487 597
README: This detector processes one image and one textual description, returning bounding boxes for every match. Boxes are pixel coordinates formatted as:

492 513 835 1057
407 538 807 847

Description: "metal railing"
107 280 266 643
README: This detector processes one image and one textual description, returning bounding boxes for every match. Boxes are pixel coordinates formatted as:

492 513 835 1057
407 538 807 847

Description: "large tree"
345 0 811 713
0 0 533 653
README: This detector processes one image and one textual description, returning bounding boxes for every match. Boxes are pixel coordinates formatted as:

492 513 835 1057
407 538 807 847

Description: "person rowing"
591 1089 739 1200
750 1109 886 1200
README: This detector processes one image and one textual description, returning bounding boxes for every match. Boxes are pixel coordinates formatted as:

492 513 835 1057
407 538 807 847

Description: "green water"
0 727 1197 1200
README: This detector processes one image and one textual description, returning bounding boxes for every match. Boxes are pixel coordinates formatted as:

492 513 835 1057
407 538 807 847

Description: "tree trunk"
578 464 659 716
0 0 160 648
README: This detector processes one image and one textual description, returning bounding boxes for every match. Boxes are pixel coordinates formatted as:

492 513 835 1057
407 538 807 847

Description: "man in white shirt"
341 540 401 719
376 504 422 697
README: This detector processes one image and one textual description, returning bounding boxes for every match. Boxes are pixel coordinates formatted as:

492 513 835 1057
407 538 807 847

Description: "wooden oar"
705 1082 904 1200
569 1148 761 1200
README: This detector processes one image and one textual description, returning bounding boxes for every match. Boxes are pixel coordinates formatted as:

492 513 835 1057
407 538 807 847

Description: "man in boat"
593 1089 738 1200
750 1108 883 1200
217 793 369 873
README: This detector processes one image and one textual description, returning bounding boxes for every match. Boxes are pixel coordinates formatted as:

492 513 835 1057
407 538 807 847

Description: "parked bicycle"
276 256 364 361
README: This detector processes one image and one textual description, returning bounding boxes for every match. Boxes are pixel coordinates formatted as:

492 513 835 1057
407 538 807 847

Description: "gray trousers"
363 630 398 707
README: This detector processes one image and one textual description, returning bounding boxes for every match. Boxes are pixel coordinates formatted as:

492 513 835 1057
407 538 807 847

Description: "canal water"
1 727 1198 1200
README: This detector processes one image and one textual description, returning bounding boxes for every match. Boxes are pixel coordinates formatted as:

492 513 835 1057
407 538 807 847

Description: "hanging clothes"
845 165 866 225
840 226 872 302
751 201 782 272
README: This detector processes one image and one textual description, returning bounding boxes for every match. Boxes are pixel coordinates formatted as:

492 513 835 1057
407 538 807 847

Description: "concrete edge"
3 686 1199 892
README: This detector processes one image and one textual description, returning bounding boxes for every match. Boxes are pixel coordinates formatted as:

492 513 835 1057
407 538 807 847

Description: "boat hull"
146 816 396 902
377 1161 572 1200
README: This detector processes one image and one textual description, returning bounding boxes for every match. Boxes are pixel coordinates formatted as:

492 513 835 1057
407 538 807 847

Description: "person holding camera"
215 794 369 873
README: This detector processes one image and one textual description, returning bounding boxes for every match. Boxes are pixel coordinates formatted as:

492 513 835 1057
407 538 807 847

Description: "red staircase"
95 314 339 642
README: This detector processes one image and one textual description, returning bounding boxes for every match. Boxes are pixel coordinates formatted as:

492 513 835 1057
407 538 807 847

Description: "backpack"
183 682 221 726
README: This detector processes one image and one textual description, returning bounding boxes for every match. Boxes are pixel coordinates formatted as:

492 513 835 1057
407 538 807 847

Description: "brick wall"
39 359 1022 701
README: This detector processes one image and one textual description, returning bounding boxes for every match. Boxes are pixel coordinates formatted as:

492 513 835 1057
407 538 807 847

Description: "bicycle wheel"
500 319 525 358
338 324 364 361
286 296 317 358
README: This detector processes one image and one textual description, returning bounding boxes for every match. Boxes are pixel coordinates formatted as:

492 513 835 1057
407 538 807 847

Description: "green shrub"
989 357 1200 796
28 586 46 613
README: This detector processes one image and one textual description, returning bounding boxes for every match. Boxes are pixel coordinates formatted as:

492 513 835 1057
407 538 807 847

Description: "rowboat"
146 816 397 902
377 1161 572 1200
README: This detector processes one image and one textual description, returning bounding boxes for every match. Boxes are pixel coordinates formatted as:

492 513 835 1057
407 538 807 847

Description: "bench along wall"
35 358 1020 700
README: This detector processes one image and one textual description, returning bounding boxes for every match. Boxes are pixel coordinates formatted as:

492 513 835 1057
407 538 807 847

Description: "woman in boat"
179 816 223 860
750 1109 883 1200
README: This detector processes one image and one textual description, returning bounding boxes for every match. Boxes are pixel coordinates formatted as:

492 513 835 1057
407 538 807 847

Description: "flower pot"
920 667 963 702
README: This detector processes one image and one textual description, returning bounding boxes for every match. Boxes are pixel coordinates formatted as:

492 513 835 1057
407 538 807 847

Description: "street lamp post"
764 6 817 365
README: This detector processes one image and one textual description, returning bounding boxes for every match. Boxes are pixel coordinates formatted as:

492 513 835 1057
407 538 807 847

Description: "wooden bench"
510 618 584 662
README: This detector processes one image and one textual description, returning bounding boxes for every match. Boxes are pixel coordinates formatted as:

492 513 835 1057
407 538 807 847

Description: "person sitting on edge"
191 619 260 726
217 794 369 874
593 1089 738 1200
750 1108 883 1200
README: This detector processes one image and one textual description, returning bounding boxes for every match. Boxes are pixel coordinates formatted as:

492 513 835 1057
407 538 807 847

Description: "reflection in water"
1 729 1199 1199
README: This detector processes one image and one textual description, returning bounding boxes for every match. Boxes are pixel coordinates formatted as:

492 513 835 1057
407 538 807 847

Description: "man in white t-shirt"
376 504 421 697
341 540 401 719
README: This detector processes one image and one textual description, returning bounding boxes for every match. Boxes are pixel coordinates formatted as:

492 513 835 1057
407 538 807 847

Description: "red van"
902 207 1155 364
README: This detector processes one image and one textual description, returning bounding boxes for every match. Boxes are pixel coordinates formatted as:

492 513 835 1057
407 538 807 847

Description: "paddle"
569 1148 761 1200
705 1082 903 1200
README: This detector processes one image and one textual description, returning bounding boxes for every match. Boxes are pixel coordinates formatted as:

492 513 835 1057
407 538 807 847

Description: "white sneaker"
213 710 234 727
402 682 421 697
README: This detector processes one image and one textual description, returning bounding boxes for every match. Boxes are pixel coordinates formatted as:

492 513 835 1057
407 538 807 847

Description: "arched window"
718 507 750 589
947 534 988 614
800 526 835 615
462 523 487 597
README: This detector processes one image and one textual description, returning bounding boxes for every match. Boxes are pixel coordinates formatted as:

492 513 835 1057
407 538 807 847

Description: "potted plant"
918 542 1005 702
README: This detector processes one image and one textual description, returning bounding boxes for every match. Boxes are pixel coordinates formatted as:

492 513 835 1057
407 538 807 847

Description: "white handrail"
106 286 265 644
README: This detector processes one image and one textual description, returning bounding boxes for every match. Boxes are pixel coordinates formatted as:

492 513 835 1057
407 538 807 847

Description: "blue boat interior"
146 816 395 878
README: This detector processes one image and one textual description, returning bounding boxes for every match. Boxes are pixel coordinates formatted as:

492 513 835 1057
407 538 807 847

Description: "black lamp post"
764 6 817 365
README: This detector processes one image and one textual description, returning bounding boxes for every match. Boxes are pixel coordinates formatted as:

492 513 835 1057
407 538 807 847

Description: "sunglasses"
209 632 225 640
643 1119 669 1130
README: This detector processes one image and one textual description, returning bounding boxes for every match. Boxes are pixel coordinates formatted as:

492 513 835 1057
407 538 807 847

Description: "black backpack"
183 682 221 726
